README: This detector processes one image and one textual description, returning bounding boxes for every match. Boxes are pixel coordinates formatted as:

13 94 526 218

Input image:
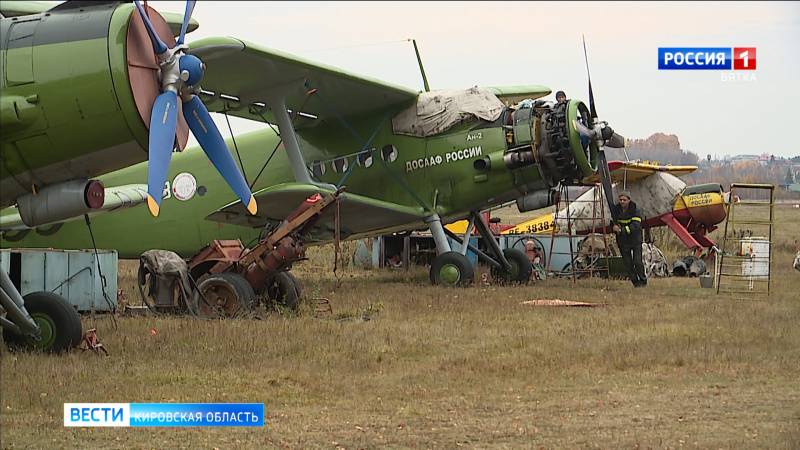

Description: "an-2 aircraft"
1 0 257 351
2 1 629 342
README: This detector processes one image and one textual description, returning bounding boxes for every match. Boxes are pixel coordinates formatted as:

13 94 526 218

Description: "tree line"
604 134 800 200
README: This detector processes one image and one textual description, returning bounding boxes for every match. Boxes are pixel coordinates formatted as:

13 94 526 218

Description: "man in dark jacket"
611 191 647 287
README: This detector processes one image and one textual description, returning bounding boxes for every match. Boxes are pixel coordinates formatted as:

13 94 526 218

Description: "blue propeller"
132 0 256 217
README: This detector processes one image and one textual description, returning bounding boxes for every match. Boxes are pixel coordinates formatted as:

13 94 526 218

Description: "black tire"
492 248 532 283
194 273 256 318
227 274 257 310
430 251 474 286
2 291 82 353
266 272 300 312
286 272 302 300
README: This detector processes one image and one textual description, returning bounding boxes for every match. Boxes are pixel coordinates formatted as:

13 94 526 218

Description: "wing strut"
266 92 316 185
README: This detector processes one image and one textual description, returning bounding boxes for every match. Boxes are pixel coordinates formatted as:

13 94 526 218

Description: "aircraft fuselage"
3 99 596 257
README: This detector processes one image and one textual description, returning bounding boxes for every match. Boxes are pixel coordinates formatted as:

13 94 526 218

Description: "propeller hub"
178 54 204 86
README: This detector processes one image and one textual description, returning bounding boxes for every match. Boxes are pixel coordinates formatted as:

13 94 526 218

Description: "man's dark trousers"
620 243 646 286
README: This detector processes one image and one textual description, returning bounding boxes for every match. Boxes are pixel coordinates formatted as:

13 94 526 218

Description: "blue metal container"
0 248 117 312
447 236 479 265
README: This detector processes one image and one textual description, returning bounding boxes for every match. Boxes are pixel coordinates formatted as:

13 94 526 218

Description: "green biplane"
1 1 627 350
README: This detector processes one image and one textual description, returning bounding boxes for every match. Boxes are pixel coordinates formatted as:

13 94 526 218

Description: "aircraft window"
357 150 373 168
333 157 349 173
381 145 398 162
311 160 326 178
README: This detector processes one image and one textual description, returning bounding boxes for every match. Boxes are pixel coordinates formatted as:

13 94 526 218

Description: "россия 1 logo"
658 47 756 70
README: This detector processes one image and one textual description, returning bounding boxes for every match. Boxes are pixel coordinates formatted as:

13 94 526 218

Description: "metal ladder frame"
715 183 775 297
546 183 612 283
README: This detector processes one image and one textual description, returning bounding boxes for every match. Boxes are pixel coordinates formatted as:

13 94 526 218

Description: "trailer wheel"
266 272 300 312
2 291 82 353
194 273 255 318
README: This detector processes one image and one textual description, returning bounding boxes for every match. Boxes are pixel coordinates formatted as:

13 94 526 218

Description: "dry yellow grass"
1 207 798 449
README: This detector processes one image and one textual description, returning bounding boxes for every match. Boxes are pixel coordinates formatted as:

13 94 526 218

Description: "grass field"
1 206 798 448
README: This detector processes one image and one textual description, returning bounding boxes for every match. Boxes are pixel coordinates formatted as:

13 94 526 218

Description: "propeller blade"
581 35 597 120
146 91 180 217
579 36 624 206
133 0 168 55
176 0 197 46
183 95 257 215
596 150 618 220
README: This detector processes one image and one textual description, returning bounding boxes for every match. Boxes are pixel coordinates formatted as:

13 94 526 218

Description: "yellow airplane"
500 160 728 255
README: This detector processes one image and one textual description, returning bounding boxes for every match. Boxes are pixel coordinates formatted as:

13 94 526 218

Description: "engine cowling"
16 180 104 227
0 2 187 207
516 189 557 213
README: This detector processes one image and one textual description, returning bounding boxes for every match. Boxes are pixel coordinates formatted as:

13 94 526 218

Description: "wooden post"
403 236 411 271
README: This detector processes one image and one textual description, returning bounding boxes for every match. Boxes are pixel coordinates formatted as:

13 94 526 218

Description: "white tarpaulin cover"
392 87 506 137
554 172 686 233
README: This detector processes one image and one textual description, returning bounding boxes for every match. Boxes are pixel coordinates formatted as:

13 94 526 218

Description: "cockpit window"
357 151 373 168
311 160 326 178
381 145 398 162
333 157 349 173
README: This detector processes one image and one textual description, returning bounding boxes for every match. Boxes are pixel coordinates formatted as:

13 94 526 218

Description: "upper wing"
206 183 426 242
158 11 200 36
188 37 553 130
582 160 698 184
486 85 552 105
0 184 147 232
0 1 52 17
188 37 419 129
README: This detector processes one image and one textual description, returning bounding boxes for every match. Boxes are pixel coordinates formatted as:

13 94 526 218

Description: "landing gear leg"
470 212 532 283
426 214 474 286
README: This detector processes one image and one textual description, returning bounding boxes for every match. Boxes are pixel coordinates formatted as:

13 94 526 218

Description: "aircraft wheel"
266 272 300 312
194 273 255 318
430 252 474 286
2 291 82 353
491 249 532 284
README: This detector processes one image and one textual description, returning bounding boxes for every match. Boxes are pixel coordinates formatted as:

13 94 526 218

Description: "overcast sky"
151 1 800 158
